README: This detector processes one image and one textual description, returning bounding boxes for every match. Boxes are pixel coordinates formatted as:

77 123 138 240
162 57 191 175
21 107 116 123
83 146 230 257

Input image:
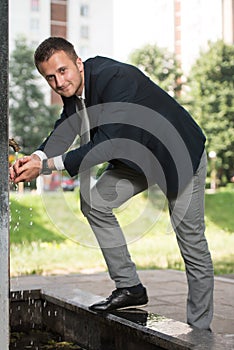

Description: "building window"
80 25 89 39
80 4 89 17
30 18 40 31
31 0 39 11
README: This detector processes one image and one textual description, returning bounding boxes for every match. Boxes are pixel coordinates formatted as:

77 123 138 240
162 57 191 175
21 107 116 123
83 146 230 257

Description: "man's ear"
76 57 84 72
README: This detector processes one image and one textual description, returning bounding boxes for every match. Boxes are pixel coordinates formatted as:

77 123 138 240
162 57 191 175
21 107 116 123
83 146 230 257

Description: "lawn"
10 186 234 277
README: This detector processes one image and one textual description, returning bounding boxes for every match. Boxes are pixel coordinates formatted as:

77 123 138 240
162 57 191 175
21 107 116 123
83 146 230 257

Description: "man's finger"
17 156 31 167
9 166 16 180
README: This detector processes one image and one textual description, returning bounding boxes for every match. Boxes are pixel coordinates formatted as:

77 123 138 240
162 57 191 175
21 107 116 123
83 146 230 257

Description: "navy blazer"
38 56 206 197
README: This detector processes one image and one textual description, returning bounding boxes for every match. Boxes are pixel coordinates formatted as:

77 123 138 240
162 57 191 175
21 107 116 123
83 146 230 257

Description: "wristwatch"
41 159 52 175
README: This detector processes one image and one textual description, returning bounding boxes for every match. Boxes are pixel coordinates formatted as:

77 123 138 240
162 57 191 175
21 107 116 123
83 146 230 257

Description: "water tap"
9 138 20 152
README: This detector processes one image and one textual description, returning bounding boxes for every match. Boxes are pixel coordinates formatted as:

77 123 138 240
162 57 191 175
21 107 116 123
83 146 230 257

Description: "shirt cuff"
32 150 47 161
53 155 65 171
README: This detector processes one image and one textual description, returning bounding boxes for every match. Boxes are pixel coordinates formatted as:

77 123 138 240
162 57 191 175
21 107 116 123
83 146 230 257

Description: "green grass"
205 188 234 233
10 188 234 277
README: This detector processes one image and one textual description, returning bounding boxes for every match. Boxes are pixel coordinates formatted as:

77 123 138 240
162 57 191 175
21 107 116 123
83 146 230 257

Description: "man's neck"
76 88 85 99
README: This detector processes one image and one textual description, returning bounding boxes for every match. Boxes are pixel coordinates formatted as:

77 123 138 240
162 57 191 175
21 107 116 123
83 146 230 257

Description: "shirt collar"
76 88 85 100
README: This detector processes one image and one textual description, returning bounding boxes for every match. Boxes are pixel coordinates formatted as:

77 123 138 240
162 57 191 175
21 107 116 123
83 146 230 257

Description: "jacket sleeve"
63 121 118 177
36 105 81 158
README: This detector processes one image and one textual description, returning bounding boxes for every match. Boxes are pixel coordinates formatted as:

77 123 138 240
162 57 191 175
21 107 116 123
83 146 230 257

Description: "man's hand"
10 154 42 183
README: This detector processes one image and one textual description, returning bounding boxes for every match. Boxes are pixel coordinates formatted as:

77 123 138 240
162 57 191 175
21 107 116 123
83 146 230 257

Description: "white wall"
68 0 114 60
9 0 51 104
180 0 223 73
112 0 174 62
9 0 50 53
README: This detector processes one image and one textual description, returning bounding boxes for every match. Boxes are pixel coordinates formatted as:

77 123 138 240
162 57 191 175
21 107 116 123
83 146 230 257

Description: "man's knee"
80 198 111 218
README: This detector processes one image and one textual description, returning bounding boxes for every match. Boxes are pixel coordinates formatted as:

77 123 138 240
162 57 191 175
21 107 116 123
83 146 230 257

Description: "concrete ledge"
10 289 234 350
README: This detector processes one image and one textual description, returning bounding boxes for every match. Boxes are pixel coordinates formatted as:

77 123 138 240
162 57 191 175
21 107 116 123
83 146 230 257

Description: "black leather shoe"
89 287 148 312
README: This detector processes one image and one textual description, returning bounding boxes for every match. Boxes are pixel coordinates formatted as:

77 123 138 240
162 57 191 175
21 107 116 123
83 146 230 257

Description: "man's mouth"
58 84 70 92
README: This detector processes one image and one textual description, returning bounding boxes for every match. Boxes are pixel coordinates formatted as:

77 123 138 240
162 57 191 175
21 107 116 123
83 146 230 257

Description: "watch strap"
41 159 52 175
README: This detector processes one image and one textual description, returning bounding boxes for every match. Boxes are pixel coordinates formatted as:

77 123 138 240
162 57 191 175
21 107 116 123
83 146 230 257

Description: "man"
11 37 214 330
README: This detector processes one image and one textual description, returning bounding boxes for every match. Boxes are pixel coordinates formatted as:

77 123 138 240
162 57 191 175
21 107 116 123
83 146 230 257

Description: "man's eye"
60 68 66 73
47 76 54 81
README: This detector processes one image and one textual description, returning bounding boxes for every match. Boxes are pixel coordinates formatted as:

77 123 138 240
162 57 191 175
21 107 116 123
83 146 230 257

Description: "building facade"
9 0 234 103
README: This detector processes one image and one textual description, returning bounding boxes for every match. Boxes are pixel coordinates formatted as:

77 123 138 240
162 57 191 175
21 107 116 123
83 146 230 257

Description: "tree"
9 37 60 155
188 40 234 184
129 43 183 98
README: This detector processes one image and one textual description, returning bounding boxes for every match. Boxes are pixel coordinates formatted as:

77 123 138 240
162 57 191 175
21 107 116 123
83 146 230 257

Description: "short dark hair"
34 37 78 69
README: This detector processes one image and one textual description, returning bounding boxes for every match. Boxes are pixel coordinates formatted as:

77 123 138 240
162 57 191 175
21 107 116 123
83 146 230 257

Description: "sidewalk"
11 269 234 336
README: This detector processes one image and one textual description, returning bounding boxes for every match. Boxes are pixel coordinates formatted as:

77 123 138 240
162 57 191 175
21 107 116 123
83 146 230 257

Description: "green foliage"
129 43 183 98
188 40 234 183
9 37 60 154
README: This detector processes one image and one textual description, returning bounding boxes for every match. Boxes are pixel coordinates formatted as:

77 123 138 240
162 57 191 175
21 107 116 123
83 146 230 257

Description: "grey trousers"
82 152 214 330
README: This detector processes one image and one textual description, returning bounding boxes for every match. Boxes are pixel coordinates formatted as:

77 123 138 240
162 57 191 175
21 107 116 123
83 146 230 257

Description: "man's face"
38 50 84 97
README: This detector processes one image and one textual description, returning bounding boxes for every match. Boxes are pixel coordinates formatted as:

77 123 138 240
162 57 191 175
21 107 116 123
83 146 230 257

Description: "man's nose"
55 75 65 88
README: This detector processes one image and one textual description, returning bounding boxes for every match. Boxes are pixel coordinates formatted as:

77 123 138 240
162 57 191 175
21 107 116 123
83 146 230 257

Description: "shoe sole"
114 302 148 311
89 303 148 313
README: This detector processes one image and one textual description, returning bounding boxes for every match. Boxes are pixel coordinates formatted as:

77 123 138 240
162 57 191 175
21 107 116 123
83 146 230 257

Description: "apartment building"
9 0 234 103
